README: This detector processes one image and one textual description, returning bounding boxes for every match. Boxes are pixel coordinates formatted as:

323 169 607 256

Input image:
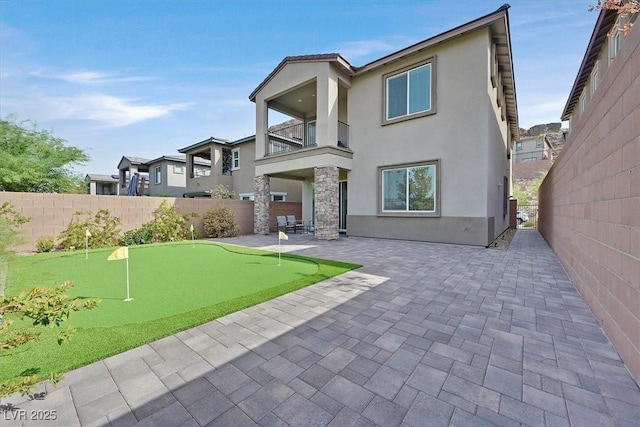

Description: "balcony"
265 121 350 156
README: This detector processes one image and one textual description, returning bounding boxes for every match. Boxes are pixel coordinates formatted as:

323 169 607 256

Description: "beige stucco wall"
347 28 509 245
539 23 639 380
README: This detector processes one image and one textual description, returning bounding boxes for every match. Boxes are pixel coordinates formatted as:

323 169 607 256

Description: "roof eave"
561 9 616 120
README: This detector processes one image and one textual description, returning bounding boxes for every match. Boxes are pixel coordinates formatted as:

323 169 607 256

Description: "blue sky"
1 0 598 175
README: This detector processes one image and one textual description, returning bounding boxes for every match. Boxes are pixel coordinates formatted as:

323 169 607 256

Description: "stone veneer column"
314 166 339 240
254 175 270 234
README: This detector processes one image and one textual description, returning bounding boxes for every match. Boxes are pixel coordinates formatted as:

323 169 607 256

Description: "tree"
0 115 89 193
590 0 639 36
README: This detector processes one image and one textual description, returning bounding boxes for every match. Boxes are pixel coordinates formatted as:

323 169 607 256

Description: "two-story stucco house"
249 5 519 246
117 154 210 197
179 135 302 201
513 135 554 163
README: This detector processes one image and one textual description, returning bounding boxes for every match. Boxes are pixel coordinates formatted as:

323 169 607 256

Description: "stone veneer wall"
538 23 640 380
254 175 270 234
314 166 339 240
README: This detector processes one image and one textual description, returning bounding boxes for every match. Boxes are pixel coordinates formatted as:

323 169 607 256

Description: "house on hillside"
178 136 302 201
85 174 120 195
513 135 554 163
249 4 519 246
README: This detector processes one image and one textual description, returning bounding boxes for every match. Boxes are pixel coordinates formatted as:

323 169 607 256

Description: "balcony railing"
265 121 349 156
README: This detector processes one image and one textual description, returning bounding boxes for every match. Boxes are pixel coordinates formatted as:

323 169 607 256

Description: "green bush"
0 202 30 257
122 226 154 246
57 209 121 250
203 206 240 238
147 200 197 243
35 236 55 253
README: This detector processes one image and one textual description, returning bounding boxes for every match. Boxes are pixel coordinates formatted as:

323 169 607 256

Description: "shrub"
122 225 154 246
203 206 240 238
0 202 31 257
210 184 235 199
57 209 121 250
35 236 55 253
147 200 197 243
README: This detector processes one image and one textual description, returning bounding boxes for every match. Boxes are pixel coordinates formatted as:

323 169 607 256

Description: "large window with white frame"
384 58 435 124
154 166 162 184
379 160 440 216
232 148 240 170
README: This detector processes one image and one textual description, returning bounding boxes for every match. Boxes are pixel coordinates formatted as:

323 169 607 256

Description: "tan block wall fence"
538 24 640 380
0 192 301 252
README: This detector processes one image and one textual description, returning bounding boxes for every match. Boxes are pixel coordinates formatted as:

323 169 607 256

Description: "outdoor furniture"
286 215 305 233
276 216 291 233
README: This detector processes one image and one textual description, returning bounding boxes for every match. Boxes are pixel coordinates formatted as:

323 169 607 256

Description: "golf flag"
279 231 288 241
108 246 129 261
190 224 194 232
85 229 92 237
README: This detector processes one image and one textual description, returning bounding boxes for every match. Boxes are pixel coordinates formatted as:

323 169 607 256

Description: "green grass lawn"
1 241 359 385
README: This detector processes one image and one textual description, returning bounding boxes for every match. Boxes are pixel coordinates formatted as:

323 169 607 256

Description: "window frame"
591 61 599 94
377 159 441 217
173 164 185 174
154 166 162 185
382 57 436 125
231 148 240 171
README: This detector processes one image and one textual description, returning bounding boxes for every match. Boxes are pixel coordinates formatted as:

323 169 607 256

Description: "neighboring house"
117 154 210 197
540 8 639 379
178 135 302 201
249 4 518 246
85 174 119 195
146 155 210 197
513 135 554 163
117 156 150 195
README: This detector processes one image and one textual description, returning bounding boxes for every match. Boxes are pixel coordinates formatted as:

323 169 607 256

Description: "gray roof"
146 154 211 166
86 174 119 182
178 135 255 153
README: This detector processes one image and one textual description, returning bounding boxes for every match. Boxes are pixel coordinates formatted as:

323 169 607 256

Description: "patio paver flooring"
1 230 639 426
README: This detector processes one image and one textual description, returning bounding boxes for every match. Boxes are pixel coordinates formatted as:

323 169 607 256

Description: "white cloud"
29 69 155 84
335 36 417 62
4 91 192 127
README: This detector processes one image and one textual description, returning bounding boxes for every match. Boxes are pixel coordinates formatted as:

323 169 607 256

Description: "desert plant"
210 184 235 199
146 200 197 243
57 209 121 250
0 281 99 397
203 206 240 238
35 236 55 253
122 225 154 246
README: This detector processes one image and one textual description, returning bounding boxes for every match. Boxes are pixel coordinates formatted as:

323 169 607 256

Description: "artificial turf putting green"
1 241 359 386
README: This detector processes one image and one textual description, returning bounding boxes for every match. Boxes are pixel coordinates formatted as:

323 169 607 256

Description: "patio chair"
276 216 289 232
286 215 305 233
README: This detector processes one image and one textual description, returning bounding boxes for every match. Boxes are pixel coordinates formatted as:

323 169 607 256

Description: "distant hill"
520 122 565 150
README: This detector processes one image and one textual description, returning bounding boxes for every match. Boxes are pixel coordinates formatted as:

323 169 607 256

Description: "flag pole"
191 224 195 248
85 235 88 260
278 233 281 266
124 255 132 301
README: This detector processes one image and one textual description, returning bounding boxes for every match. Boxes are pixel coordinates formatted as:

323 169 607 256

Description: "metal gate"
516 204 538 229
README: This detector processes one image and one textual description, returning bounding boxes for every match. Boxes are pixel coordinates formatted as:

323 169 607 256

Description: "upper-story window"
384 58 435 124
232 148 240 170
174 164 184 174
516 142 522 151
536 139 543 148
580 90 588 114
591 61 599 94
154 166 162 184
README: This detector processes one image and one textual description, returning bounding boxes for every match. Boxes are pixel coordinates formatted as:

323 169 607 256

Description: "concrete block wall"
0 192 301 252
538 24 640 380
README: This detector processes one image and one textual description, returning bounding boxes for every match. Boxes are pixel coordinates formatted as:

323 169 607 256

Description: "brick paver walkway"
2 230 639 426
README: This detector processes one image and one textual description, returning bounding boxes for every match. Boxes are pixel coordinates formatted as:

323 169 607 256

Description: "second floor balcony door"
307 121 316 147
